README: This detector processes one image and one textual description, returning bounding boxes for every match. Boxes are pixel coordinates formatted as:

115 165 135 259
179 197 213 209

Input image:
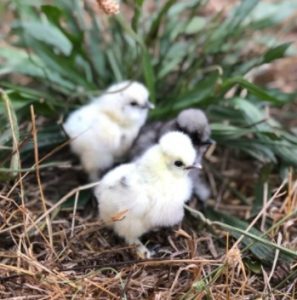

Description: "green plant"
1 0 297 172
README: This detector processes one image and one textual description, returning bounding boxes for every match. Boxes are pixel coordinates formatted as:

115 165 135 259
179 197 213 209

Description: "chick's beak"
145 101 155 110
184 163 202 170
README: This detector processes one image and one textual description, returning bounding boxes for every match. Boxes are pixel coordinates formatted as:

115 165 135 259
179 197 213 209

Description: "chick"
130 108 213 203
63 81 154 181
95 131 198 258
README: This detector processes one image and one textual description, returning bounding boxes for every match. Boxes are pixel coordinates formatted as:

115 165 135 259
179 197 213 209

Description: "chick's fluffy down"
63 81 151 181
96 164 191 242
64 105 124 171
96 146 193 243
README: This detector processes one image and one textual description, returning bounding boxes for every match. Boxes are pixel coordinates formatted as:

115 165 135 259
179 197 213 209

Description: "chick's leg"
127 238 152 259
114 221 152 258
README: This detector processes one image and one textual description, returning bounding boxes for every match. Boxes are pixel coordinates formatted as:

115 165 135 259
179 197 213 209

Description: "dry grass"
0 117 296 299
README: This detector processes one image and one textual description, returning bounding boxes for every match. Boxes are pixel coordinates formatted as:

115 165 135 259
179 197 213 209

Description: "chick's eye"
130 101 138 107
174 160 184 167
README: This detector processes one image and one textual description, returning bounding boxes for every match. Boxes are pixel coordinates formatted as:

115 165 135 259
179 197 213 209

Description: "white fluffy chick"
63 81 154 181
95 131 198 258
130 108 213 203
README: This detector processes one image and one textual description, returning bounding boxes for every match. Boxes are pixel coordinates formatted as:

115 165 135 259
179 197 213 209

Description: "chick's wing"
96 163 150 220
130 122 163 158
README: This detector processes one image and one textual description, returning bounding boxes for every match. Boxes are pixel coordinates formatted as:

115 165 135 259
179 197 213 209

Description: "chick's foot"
136 243 153 259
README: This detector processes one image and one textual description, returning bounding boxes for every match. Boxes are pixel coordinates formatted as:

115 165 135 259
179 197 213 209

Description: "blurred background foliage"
0 0 297 176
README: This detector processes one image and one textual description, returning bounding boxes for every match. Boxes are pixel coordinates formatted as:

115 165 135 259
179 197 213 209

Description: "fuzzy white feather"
130 108 212 203
95 131 196 257
63 81 151 181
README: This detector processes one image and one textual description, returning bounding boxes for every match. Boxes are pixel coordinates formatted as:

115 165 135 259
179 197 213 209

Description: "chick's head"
176 109 211 146
159 131 197 176
102 81 153 127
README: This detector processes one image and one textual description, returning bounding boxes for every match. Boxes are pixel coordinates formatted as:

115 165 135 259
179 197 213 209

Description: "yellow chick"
95 131 199 257
130 108 214 204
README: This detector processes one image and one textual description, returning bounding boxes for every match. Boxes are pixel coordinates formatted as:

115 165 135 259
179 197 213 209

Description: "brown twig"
59 258 220 272
30 105 55 254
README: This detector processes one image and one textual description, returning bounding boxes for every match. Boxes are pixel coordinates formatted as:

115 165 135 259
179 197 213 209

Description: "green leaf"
152 72 219 119
0 90 20 178
0 47 76 92
146 0 176 45
204 208 296 265
20 21 72 55
252 164 273 216
41 5 63 25
228 0 260 27
220 77 287 104
263 42 291 63
230 97 269 130
85 8 107 85
20 125 66 154
106 51 123 82
246 1 297 25
157 42 188 79
157 56 183 79
0 82 64 108
168 0 203 16
206 0 260 53
210 123 252 139
270 139 297 166
61 190 92 209
131 0 144 32
244 259 262 274
185 16 207 34
26 37 95 89
142 49 156 102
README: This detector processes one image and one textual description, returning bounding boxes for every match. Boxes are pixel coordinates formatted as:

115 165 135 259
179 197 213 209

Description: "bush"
1 0 297 171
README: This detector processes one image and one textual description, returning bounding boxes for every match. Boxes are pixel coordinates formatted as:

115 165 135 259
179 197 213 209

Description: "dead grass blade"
30 105 54 253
